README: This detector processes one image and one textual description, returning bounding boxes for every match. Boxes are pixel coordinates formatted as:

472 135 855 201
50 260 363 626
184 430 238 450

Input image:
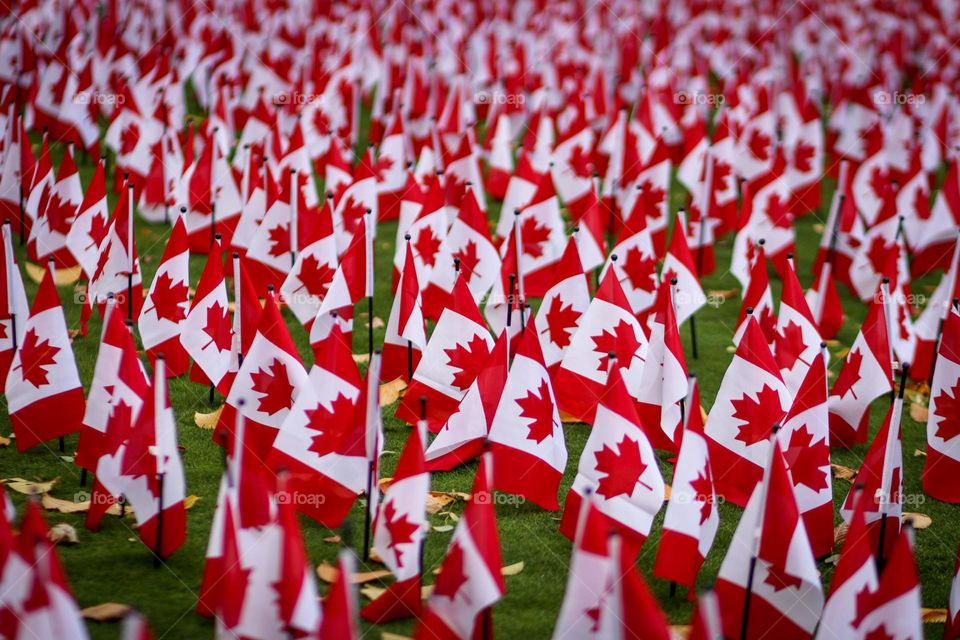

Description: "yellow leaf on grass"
184 495 200 510
432 525 454 533
380 378 407 405
501 561 524 576
0 435 9 447
834 347 850 359
361 585 386 601
921 608 948 623
559 410 582 424
353 354 370 364
669 624 692 639
914 449 927 457
426 493 456 514
49 523 78 544
706 289 738 300
903 513 932 529
81 602 131 621
42 495 93 514
909 402 929 422
370 317 385 329
24 262 82 286
831 464 857 483
194 405 224 430
664 484 672 500
2 477 58 495
316 562 391 584
381 633 414 640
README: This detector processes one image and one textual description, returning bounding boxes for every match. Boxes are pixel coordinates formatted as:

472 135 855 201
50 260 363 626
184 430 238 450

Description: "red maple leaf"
863 627 895 640
44 193 75 235
638 180 666 213
444 334 490 389
413 227 442 268
517 380 557 444
869 166 891 201
312 109 331 136
250 358 295 416
594 435 650 500
782 427 829 492
793 140 815 173
914 186 931 220
340 196 367 234
620 245 657 292
766 193 792 229
445 175 468 206
933 381 960 441
382 500 420 569
762 561 804 592
267 223 290 258
86 214 109 251
147 273 189 323
433 542 469 601
568 145 593 178
689 465 714 525
453 240 482 284
201 302 232 352
296 255 335 297
730 384 783 446
833 349 864 399
120 122 139 156
0 320 7 340
520 216 551 259
747 129 771 162
713 160 732 189
590 319 641 373
775 320 808 370
541 295 580 349
306 394 359 456
757 305 778 344
372 156 394 181
852 584 874 628
17 329 60 388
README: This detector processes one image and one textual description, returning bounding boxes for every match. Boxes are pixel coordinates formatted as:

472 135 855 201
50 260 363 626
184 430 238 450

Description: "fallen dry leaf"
833 347 850 359
316 562 391 584
725 345 736 354
370 317 385 329
823 339 841 347
427 493 456 514
361 585 386 601
706 289 738 300
921 608 948 624
381 633 415 640
914 449 927 457
380 378 407 405
184 495 200 510
432 525 454 533
81 602 131 622
664 484 672 500
823 554 840 566
42 495 93 514
49 523 78 545
501 561 524 576
909 402 929 423
0 435 9 447
834 522 849 548
903 513 932 529
353 353 370 364
2 477 58 495
24 262 82 286
831 464 857 483
194 405 224 430
323 535 342 544
669 625 692 639
559 410 583 424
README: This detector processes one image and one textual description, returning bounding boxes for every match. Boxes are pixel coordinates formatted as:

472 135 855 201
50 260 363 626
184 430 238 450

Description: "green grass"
1 140 957 640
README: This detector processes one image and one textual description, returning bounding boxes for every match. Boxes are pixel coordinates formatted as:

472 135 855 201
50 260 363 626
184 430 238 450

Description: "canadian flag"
215 292 311 454
703 314 791 506
275 473 323 636
828 287 893 447
778 349 833 559
425 332 508 472
0 223 27 388
4 502 89 640
910 242 959 383
318 212 373 316
688 591 724 640
382 239 427 383
484 107 514 201
444 134 487 215
27 143 82 267
909 158 960 276
66 157 110 280
734 244 777 344
415 456 504 640
395 272 493 431
559 367 665 553
230 149 267 257
653 377 719 589
661 210 707 326
279 197 338 328
775 257 825 395
333 151 378 254
243 168 305 291
602 532 673 640
554 266 648 423
549 112 596 221
321 550 361 640
816 490 878 640
76 302 147 472
181 236 233 392
853 525 923 640
179 134 244 253
946 544 960 640
104 87 163 184
394 174 447 286
805 259 844 341
376 110 410 221
533 236 590 378
510 172 567 297
7 265 85 452
715 438 824 639
488 322 567 510
552 493 615 639
139 217 190 377
361 426 429 623
635 279 689 452
603 209 658 319
87 182 144 320
923 307 960 502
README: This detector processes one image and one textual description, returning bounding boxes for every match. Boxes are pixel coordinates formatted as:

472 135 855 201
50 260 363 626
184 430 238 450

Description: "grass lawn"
1 134 956 640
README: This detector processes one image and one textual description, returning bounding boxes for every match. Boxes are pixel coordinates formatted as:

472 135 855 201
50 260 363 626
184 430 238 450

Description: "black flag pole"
404 233 413 380
877 361 910 571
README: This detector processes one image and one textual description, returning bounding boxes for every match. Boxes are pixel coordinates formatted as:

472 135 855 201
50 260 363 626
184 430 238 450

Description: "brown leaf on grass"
0 435 9 447
316 562 391 584
706 289 738 300
323 535 342 544
194 405 224 430
432 524 454 532
42 495 93 514
834 522 849 548
184 495 200 510
903 513 932 529
353 353 370 364
909 402 929 422
380 378 407 405
501 561 524 576
81 602 131 621
921 608 948 623
914 449 927 458
370 317 385 329
48 523 78 545
24 262 82 286
831 464 857 483
669 625 692 639
2 477 58 495
426 493 456 514
664 484 672 500
823 554 840 566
